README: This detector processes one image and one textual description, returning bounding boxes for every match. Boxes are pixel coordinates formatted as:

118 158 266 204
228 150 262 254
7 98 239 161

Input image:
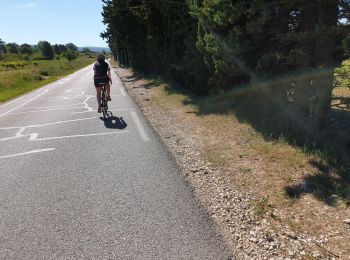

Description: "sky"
0 0 108 47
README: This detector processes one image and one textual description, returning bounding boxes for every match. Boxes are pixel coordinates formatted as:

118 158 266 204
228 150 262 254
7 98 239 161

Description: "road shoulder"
114 66 350 259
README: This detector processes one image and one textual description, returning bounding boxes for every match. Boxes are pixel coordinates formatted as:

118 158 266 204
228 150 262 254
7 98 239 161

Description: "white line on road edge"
130 111 151 142
119 83 127 96
0 96 25 108
0 148 55 159
0 90 48 118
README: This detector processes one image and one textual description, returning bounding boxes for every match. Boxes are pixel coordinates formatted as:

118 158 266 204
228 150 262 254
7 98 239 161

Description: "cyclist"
93 54 111 113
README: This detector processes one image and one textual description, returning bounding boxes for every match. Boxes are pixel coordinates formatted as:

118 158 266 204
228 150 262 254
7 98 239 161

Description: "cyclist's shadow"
100 113 127 129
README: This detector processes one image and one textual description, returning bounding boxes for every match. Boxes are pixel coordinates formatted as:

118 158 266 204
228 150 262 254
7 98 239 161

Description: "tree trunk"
313 0 338 126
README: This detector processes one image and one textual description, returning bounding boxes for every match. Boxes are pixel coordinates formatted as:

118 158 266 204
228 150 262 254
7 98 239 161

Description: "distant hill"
78 46 111 53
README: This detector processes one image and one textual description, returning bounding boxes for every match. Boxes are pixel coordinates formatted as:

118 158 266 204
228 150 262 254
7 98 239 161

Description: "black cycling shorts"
94 77 109 87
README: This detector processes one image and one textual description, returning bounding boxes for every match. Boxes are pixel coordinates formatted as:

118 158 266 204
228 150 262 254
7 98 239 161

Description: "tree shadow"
162 74 350 206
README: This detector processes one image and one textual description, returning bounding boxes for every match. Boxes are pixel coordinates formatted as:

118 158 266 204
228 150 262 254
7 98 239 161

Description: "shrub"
40 70 49 76
62 50 78 61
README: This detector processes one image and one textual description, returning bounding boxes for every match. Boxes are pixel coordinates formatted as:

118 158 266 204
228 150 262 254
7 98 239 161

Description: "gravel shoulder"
114 66 350 260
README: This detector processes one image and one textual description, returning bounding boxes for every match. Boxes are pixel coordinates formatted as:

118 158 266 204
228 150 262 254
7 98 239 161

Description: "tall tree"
0 38 6 55
6 43 19 54
19 43 33 54
37 41 54 60
65 43 78 51
53 44 67 55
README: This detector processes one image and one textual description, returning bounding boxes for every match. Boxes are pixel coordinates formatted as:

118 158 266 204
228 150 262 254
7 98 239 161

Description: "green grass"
0 57 95 103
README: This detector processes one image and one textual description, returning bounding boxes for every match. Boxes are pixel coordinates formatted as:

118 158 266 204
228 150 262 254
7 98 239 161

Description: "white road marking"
0 148 55 159
0 117 98 131
33 131 129 141
130 111 151 142
24 103 84 109
70 111 96 115
0 96 25 108
0 90 48 118
8 106 84 115
70 108 136 115
119 85 127 96
8 94 94 115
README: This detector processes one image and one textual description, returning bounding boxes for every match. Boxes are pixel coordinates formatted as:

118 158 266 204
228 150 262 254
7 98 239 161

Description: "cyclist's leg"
96 86 102 113
106 83 111 101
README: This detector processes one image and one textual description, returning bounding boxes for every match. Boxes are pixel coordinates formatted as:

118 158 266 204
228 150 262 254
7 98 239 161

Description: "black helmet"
97 54 105 61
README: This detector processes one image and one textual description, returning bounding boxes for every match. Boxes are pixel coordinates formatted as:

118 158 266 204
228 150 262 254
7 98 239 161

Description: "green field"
0 57 95 102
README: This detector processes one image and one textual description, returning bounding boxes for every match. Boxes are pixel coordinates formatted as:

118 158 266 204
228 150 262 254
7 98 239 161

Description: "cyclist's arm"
107 66 111 79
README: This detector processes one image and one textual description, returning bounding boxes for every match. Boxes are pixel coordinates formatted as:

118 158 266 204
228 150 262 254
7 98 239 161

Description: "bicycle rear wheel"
101 86 108 119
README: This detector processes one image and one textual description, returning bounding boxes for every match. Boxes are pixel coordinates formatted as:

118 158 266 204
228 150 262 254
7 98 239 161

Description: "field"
0 57 95 102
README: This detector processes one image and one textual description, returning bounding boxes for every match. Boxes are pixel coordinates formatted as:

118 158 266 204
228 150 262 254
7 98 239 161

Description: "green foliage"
37 41 54 60
101 0 348 123
343 35 350 57
0 38 6 57
6 43 19 54
82 47 92 54
19 43 33 55
53 44 67 55
62 50 78 61
334 59 350 89
65 43 78 51
0 57 95 102
0 61 31 69
101 0 209 93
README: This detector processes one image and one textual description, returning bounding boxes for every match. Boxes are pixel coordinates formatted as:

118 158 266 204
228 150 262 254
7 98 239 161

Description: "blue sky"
0 1 108 47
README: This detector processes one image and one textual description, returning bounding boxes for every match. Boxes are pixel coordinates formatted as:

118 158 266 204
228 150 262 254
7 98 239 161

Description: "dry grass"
141 81 350 256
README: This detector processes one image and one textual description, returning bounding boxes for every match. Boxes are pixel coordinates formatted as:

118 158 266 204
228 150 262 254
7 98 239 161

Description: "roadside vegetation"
103 1 350 255
121 66 350 256
0 39 96 102
102 1 350 204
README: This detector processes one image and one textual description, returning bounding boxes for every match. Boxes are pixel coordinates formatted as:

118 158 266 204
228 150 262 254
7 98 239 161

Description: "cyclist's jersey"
93 61 110 78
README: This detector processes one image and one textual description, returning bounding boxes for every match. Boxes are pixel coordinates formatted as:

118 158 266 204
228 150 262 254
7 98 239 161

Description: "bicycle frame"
100 83 109 119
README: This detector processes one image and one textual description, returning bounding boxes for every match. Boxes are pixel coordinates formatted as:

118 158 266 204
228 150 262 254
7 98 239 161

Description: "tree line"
0 39 89 61
101 0 350 126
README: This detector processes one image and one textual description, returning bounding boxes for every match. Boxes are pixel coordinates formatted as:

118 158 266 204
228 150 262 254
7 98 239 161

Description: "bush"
334 59 350 89
39 70 49 76
33 55 45 60
62 50 78 61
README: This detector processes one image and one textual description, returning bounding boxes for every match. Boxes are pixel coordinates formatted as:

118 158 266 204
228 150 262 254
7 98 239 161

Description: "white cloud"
14 2 38 9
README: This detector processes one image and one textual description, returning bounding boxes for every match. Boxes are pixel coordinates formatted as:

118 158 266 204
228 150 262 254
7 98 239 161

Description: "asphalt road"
0 64 232 259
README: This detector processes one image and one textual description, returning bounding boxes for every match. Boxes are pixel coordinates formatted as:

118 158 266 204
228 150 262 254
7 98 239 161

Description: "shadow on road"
100 115 127 129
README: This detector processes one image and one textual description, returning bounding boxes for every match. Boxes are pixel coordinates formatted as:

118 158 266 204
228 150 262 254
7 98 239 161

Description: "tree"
6 43 19 54
62 49 78 61
37 41 54 60
53 44 67 55
65 43 78 51
0 38 6 56
82 47 92 54
19 43 33 54
101 0 348 123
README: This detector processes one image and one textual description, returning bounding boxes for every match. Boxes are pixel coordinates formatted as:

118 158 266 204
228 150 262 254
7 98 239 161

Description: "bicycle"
99 78 112 119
